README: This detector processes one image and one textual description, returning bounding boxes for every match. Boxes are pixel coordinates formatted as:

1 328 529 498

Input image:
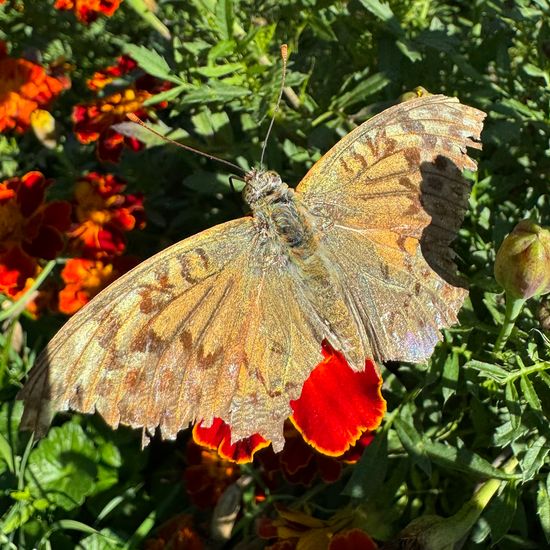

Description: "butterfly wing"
296 95 485 362
19 217 328 450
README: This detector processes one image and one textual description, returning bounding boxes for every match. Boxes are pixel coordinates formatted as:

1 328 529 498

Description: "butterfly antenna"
259 44 288 170
126 113 245 175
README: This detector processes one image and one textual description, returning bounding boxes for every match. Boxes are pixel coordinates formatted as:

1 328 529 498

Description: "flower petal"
328 528 378 550
193 418 270 464
290 341 386 456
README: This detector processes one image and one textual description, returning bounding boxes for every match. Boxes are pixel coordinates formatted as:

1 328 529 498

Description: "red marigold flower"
54 0 122 24
0 171 71 297
183 439 241 509
87 55 137 91
0 51 69 133
58 256 138 314
0 246 37 298
68 172 145 258
73 74 169 162
329 528 378 550
144 513 204 550
192 342 386 465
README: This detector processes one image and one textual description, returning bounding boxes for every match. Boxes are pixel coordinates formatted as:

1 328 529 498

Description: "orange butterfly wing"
296 94 486 362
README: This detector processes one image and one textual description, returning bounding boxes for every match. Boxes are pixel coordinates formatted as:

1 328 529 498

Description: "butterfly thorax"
244 169 317 255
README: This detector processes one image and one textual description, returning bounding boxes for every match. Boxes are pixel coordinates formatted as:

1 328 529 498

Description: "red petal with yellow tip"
290 341 386 456
193 417 270 464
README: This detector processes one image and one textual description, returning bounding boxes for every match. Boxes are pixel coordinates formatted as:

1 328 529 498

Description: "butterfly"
19 94 485 451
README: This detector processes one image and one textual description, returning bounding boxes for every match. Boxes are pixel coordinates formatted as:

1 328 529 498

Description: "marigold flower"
259 507 377 550
0 171 71 297
193 342 386 464
144 513 203 550
73 71 169 162
54 0 122 23
87 55 137 91
58 256 138 314
0 53 69 134
68 172 145 258
184 440 241 509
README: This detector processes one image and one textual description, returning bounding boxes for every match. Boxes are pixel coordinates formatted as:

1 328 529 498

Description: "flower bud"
494 219 550 300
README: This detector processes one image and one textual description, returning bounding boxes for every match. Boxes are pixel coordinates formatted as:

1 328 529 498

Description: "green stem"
494 294 526 353
0 260 56 323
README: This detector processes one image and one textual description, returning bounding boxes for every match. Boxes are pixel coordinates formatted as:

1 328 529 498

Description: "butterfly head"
243 169 289 208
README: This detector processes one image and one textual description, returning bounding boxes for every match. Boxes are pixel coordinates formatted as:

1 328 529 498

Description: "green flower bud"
494 219 550 300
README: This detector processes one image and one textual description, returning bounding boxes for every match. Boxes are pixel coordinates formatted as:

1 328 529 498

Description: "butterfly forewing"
297 95 485 362
20 218 340 450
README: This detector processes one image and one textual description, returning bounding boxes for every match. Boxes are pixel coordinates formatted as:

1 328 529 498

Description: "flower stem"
494 294 526 353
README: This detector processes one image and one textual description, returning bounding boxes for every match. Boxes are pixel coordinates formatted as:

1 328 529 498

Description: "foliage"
0 0 549 548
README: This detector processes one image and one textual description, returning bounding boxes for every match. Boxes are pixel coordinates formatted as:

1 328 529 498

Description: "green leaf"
181 82 251 105
484 482 519 545
442 352 459 403
505 380 522 430
77 528 125 550
193 63 244 78
124 0 171 40
423 440 516 480
520 374 542 410
357 0 395 23
343 432 388 499
521 436 549 482
123 44 183 85
183 171 233 194
26 421 99 511
332 73 390 110
143 84 190 106
394 418 431 476
537 474 550 544
214 0 234 40
464 360 509 382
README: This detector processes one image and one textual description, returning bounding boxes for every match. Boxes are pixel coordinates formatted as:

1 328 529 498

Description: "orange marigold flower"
144 513 204 550
184 439 241 509
0 171 71 297
68 172 145 258
58 256 137 314
73 72 169 162
54 0 122 23
87 55 137 91
0 51 69 133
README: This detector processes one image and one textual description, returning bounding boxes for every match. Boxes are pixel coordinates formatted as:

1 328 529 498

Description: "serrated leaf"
464 360 509 382
26 421 99 511
181 82 251 105
123 44 183 85
521 436 549 482
394 418 431 476
357 0 394 23
520 374 542 410
423 440 515 480
343 432 387 499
